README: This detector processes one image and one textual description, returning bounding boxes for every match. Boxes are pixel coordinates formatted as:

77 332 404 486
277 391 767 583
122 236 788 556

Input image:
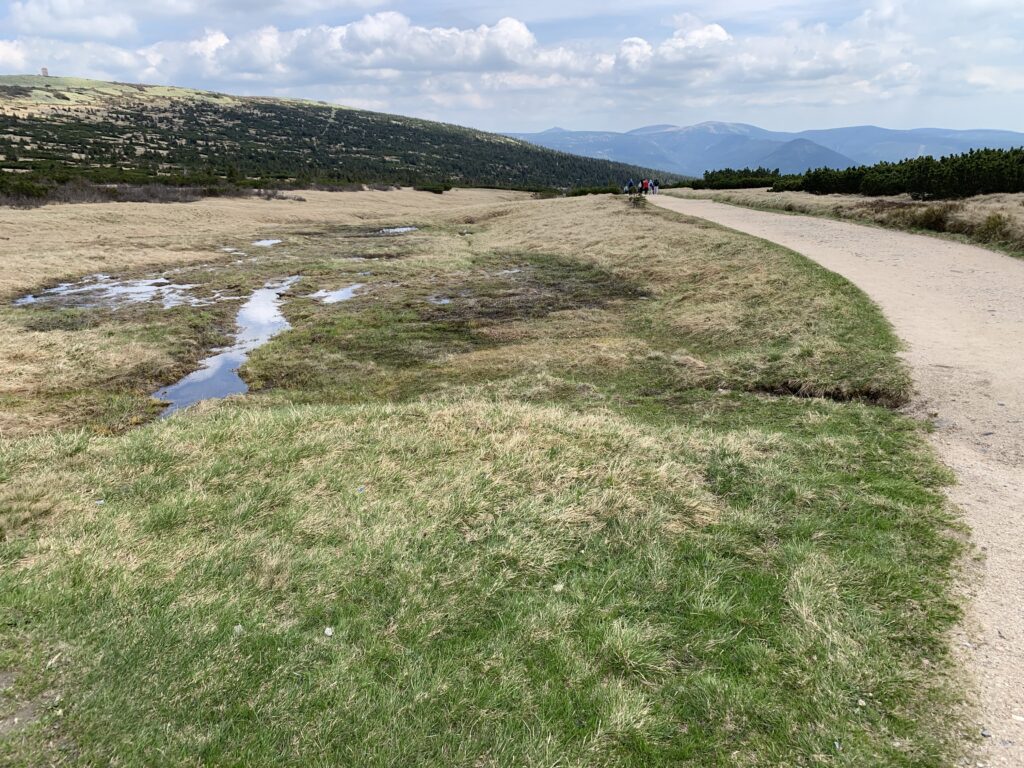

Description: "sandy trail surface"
652 195 1024 766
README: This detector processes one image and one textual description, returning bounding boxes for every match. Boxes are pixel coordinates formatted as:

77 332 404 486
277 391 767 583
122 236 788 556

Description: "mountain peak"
510 121 1024 177
626 124 680 135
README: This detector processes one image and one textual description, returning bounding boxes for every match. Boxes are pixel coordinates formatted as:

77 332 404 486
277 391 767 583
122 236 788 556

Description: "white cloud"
966 65 1024 92
9 0 137 39
617 38 654 72
0 40 27 70
658 24 731 63
1 2 1022 132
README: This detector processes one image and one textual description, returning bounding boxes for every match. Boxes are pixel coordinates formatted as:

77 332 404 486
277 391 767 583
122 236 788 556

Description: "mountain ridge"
0 75 675 192
508 122 1024 176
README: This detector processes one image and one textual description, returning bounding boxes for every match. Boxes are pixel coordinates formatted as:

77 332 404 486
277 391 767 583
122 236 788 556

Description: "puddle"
13 275 216 310
378 227 418 236
307 283 365 304
154 277 300 416
252 239 283 247
427 296 452 306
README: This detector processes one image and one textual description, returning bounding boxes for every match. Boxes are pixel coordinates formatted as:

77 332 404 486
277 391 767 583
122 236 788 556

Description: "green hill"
0 76 670 197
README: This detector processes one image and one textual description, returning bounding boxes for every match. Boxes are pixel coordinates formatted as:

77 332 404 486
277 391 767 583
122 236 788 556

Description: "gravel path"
652 195 1024 766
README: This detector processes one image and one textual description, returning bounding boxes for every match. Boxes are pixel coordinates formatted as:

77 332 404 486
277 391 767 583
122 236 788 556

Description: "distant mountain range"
507 122 1024 177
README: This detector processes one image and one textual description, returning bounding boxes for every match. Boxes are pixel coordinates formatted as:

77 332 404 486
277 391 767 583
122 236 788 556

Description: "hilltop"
0 75 669 196
509 121 1024 176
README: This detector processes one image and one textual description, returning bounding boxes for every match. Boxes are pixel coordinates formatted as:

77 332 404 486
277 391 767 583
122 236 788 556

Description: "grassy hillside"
0 76 669 198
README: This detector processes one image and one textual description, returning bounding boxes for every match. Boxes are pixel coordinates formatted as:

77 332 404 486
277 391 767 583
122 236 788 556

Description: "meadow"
1 189 965 766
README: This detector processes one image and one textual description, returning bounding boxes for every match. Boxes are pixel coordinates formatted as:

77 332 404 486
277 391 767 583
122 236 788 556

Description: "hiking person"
627 178 635 196
653 179 660 195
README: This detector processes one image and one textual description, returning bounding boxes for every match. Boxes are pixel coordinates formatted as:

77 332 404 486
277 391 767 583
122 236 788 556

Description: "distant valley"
508 122 1024 176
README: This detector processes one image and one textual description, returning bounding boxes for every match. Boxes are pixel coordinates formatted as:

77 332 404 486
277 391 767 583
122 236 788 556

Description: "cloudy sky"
1 0 1022 132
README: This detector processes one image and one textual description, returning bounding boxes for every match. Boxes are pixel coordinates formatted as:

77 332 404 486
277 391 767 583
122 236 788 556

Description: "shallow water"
378 227 418 235
14 274 212 310
154 277 300 416
307 283 365 304
252 239 283 247
427 296 452 305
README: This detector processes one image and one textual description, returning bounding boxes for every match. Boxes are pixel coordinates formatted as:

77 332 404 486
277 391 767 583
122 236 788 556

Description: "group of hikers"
625 178 660 196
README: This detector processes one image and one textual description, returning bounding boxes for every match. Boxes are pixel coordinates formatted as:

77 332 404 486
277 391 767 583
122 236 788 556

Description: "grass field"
1 190 966 765
667 187 1024 258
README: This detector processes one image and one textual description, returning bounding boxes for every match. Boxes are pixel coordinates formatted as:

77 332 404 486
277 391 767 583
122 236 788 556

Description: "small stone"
233 624 244 635
553 583 565 593
981 728 992 738
325 627 334 637
858 699 867 708
95 500 106 505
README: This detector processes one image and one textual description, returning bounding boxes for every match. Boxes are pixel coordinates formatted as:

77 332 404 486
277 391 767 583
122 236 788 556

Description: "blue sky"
1 0 1022 133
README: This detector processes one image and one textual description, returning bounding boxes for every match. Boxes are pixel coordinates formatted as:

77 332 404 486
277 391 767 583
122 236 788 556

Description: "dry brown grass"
0 188 529 437
669 188 1024 255
0 329 170 435
2 190 909 437
0 188 528 297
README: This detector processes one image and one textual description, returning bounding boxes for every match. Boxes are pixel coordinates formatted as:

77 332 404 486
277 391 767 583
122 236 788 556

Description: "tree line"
678 147 1024 199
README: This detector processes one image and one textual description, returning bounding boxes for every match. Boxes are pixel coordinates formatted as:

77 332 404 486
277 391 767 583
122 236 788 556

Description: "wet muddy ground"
7 218 656 425
155 276 301 416
5 226 423 423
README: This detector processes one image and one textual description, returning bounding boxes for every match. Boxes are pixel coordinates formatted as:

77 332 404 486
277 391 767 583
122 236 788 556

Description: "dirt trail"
652 195 1024 766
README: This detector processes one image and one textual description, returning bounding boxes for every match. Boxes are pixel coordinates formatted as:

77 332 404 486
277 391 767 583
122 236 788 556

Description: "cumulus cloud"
1 1 1021 131
0 40 28 70
136 13 606 86
616 38 654 73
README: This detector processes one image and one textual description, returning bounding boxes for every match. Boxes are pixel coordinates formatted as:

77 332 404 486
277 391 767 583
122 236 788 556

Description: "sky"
1 0 1022 133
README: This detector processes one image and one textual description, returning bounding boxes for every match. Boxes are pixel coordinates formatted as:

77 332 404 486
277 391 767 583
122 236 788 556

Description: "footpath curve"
650 195 1024 766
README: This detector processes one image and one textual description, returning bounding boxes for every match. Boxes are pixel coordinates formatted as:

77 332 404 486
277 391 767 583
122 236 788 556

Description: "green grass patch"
1 396 961 766
0 195 965 765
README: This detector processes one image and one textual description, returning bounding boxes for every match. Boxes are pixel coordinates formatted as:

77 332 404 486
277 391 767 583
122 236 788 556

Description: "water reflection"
154 276 300 416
